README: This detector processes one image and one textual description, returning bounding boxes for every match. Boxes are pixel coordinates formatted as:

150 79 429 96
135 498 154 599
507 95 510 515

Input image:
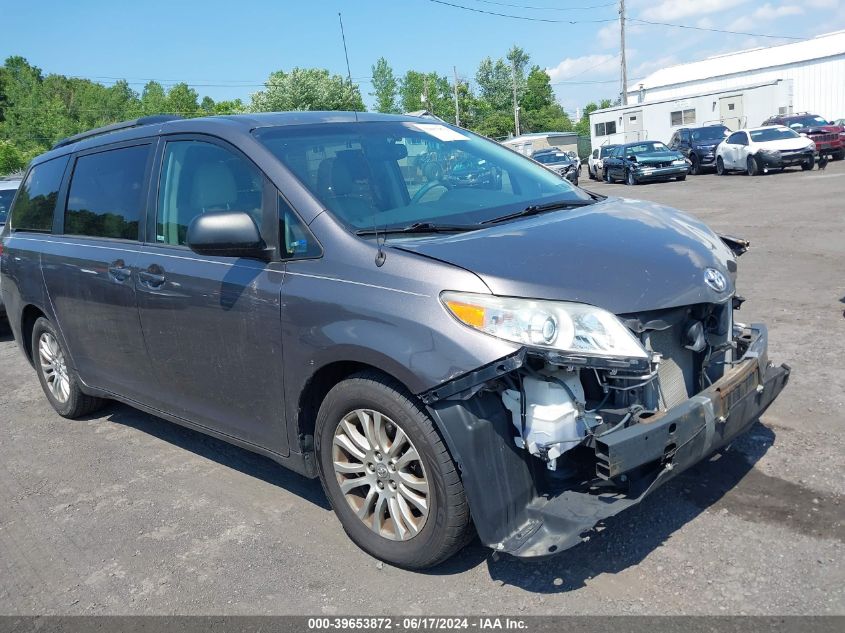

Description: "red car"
762 113 844 160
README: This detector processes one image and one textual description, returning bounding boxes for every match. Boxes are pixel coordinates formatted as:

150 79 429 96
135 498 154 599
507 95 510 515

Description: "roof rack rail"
52 115 183 150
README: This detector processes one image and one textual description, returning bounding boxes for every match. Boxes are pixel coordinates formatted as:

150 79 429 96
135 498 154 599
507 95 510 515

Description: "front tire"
31 317 105 418
626 169 638 186
690 154 700 175
676 174 687 181
746 155 759 176
716 156 726 175
315 372 472 569
604 168 611 183
801 157 814 171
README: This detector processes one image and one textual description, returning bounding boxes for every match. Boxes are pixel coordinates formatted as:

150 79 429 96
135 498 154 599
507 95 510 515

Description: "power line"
469 0 616 11
423 0 805 39
629 18 804 41
423 0 615 23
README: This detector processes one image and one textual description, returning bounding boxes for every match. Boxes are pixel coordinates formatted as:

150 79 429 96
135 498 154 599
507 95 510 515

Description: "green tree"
250 68 364 112
371 57 399 114
475 57 512 112
165 83 200 116
140 81 167 115
398 70 453 121
521 66 554 112
0 140 27 174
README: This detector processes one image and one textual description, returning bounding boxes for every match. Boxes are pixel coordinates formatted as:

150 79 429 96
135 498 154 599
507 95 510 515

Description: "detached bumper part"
427 323 789 559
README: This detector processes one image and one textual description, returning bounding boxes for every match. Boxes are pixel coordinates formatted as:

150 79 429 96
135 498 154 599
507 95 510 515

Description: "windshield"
254 121 591 231
690 126 729 142
534 153 570 164
625 141 669 155
786 116 829 128
0 188 18 224
599 145 617 158
750 128 800 142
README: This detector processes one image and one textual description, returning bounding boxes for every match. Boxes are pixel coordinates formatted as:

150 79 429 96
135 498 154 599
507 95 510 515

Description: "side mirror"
799 132 808 137
186 211 270 260
627 154 637 161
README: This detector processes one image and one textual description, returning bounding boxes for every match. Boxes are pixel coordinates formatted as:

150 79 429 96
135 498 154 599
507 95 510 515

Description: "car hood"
633 151 683 164
392 197 736 315
755 137 815 151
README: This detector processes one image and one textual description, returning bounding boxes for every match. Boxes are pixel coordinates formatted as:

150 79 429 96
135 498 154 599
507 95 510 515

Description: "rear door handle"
139 270 166 288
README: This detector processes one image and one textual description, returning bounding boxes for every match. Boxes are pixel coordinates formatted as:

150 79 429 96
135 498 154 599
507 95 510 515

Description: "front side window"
64 145 149 240
10 156 69 232
156 140 264 246
726 132 746 145
255 121 590 232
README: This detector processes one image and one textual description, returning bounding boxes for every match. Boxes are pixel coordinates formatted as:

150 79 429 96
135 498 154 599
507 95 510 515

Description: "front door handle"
139 270 166 288
108 260 132 283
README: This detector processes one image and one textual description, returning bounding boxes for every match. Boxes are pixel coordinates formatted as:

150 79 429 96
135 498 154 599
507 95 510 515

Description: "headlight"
672 159 686 165
441 291 648 359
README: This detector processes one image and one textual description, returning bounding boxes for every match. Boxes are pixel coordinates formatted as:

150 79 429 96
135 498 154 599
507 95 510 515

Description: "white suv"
715 126 816 176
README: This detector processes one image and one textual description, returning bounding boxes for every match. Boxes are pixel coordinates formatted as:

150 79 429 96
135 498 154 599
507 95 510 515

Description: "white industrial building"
589 30 845 150
501 131 580 156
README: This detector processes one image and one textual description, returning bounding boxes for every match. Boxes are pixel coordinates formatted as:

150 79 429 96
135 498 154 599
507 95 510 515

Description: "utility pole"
453 66 461 127
620 0 628 105
512 61 521 137
422 76 429 108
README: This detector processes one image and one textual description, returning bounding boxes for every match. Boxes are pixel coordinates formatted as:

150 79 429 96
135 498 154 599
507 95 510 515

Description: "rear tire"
31 317 106 419
746 155 759 176
716 157 726 175
314 372 473 569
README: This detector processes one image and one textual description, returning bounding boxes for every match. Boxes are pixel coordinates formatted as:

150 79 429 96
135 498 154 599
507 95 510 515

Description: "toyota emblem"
704 268 727 292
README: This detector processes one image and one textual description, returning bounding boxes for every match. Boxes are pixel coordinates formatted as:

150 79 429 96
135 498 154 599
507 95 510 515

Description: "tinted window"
726 132 746 145
10 156 69 232
65 145 149 240
157 140 264 246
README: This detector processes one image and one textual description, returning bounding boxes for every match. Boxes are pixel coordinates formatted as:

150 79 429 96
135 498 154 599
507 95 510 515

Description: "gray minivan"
0 113 789 568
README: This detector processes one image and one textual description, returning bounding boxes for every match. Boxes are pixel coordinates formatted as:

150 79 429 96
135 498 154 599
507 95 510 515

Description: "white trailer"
589 80 792 150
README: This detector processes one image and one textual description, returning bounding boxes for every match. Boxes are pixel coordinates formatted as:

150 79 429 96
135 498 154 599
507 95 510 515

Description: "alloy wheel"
332 409 429 541
38 332 70 403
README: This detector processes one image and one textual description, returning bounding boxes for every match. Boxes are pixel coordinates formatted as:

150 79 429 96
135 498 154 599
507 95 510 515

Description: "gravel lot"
1 160 843 616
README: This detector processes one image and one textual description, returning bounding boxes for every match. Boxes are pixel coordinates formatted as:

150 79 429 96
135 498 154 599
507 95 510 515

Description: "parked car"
0 113 789 569
716 126 816 176
531 148 579 185
587 144 618 180
761 113 844 160
602 140 689 185
0 175 22 321
668 125 731 175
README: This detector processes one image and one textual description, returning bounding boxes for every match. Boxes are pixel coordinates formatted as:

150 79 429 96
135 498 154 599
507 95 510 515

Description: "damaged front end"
422 298 790 558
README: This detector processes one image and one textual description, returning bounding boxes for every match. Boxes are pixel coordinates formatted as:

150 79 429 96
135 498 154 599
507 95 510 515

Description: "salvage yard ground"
0 161 843 615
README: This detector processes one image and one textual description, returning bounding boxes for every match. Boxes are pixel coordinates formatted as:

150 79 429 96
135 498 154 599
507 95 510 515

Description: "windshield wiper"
356 222 479 236
481 199 595 225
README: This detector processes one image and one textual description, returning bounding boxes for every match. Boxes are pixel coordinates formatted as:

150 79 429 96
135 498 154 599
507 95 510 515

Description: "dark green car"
603 140 689 185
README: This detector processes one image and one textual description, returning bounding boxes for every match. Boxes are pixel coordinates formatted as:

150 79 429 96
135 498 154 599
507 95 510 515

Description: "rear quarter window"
10 156 70 232
64 144 150 240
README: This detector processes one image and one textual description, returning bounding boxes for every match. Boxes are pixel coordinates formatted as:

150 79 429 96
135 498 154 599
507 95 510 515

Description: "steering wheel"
411 180 450 204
